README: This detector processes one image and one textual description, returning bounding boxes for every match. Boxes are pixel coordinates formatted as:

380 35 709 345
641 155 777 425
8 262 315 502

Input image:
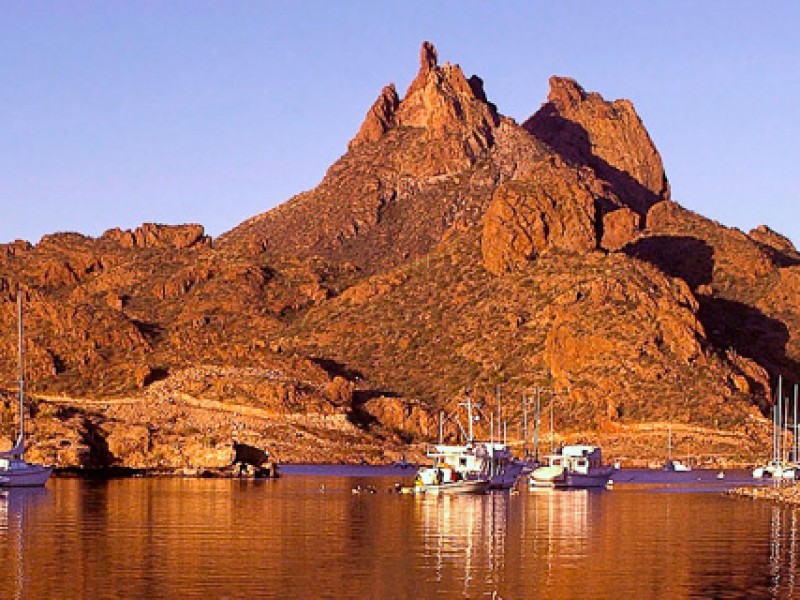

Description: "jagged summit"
349 41 499 159
525 76 670 216
221 42 671 271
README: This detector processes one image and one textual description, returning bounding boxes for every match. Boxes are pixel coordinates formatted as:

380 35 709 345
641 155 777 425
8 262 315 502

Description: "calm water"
1 470 799 599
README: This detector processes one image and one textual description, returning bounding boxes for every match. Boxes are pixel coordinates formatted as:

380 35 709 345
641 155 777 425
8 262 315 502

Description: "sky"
1 2 798 247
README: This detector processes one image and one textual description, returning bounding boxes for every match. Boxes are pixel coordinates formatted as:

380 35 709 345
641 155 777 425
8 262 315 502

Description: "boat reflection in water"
0 488 48 599
414 492 511 597
769 504 800 596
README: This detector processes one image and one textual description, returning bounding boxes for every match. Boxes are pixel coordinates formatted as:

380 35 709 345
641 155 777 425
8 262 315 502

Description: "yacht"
0 291 52 488
529 445 615 489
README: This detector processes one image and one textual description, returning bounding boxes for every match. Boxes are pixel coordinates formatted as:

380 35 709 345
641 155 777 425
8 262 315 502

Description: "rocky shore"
727 484 800 505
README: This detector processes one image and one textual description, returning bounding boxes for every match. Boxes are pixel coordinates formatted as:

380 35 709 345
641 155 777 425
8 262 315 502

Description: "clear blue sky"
1 2 798 248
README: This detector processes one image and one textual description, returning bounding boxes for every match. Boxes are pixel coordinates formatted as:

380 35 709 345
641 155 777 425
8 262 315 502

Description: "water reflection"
769 504 800 597
1 478 800 598
0 488 49 600
414 492 510 595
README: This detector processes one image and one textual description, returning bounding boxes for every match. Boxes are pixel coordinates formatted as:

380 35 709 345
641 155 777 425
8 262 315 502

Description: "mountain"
1 42 798 469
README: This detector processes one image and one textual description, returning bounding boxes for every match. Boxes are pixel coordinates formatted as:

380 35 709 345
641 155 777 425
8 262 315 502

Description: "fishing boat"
412 392 524 494
413 458 491 495
529 445 615 489
0 291 52 488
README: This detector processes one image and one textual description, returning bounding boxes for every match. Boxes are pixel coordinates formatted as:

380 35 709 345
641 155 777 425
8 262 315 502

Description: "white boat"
663 460 692 473
413 392 525 494
413 462 490 495
0 291 52 488
529 445 615 489
752 377 800 480
752 460 796 480
663 426 692 472
413 441 525 494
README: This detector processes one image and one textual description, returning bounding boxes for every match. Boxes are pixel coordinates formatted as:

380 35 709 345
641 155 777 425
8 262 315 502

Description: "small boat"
411 391 524 494
663 460 692 473
529 445 615 489
391 456 416 469
0 291 53 488
413 465 490 495
663 426 692 472
753 460 795 480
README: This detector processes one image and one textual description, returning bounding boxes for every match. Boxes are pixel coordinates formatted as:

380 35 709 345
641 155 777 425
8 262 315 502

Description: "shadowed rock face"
524 77 670 219
1 41 798 468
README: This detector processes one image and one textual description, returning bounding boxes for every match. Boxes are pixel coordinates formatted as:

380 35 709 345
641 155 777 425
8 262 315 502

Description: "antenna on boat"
438 410 444 445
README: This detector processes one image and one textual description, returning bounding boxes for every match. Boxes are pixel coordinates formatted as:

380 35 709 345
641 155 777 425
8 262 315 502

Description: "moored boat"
663 460 692 473
0 291 53 488
529 445 615 489
412 391 525 494
413 463 490 495
413 441 524 494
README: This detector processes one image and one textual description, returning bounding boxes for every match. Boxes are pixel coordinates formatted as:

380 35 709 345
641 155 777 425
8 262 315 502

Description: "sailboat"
663 426 691 472
0 290 52 487
752 376 798 480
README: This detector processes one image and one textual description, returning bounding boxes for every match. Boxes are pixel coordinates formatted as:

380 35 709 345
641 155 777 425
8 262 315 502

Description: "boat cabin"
544 445 603 475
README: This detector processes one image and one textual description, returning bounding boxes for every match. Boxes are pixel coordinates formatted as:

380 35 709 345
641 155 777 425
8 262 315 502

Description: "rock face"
1 41 798 467
102 223 210 249
525 77 670 218
481 159 599 274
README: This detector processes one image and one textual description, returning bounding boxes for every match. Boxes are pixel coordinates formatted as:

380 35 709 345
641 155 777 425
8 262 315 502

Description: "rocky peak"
348 42 498 161
748 225 798 256
524 76 669 217
348 84 400 150
102 223 211 250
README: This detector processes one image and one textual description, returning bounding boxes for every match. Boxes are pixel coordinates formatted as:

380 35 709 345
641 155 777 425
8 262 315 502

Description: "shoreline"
727 484 800 505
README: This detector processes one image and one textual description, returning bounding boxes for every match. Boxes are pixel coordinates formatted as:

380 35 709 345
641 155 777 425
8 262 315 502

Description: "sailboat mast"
778 376 783 465
17 289 25 450
667 426 672 463
533 389 540 461
792 383 800 463
466 390 474 443
522 393 528 452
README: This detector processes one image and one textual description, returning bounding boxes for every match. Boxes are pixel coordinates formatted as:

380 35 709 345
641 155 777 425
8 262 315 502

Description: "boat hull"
0 464 52 487
415 479 490 495
530 467 614 489
488 460 526 490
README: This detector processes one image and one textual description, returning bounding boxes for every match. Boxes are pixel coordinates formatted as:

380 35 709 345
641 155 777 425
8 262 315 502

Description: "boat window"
460 458 467 467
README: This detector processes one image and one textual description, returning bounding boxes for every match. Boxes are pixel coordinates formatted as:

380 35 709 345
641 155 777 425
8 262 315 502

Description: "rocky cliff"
1 42 797 469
